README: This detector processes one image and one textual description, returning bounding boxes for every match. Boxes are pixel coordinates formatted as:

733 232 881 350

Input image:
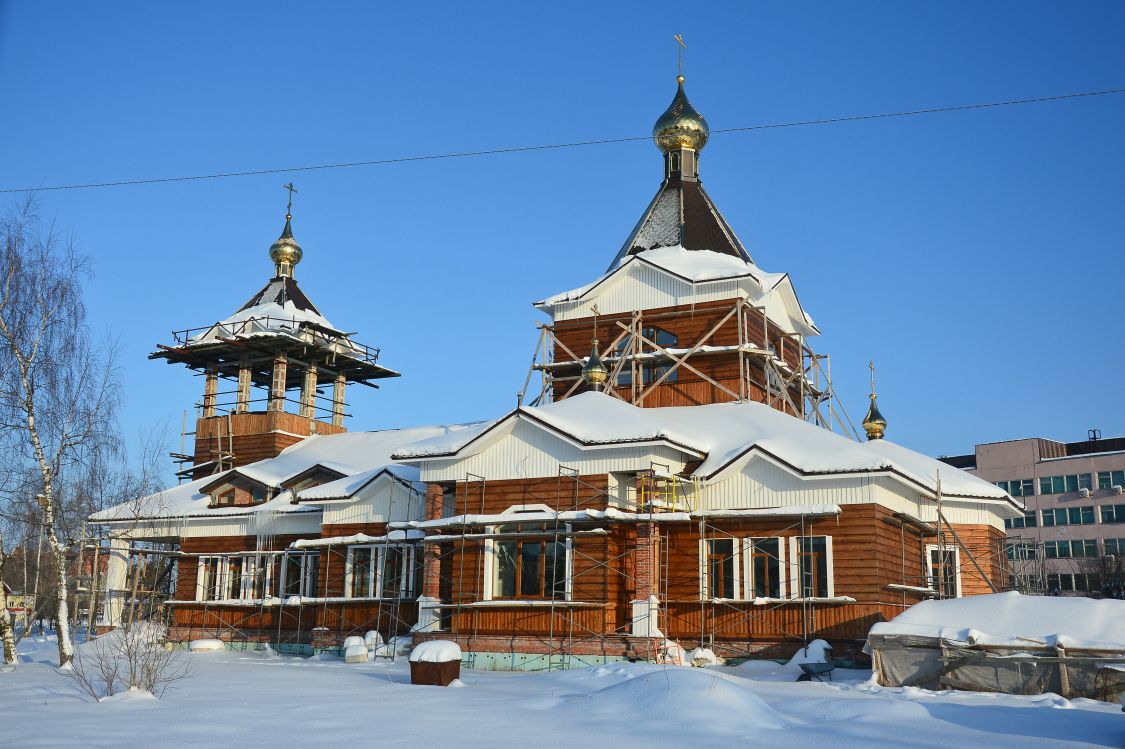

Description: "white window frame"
196 556 227 601
345 545 416 600
742 537 787 600
280 551 318 598
700 537 740 600
787 536 835 599
926 544 962 598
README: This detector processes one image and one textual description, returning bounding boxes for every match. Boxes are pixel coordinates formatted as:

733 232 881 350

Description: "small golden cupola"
862 360 888 441
582 305 609 390
269 182 303 278
653 74 710 155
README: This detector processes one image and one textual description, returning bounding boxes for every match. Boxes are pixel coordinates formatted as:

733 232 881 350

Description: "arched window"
615 327 678 387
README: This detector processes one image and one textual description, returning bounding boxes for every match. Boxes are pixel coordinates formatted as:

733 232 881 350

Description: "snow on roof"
189 300 337 344
536 246 784 307
91 424 474 523
869 592 1125 651
295 464 422 502
393 392 1012 502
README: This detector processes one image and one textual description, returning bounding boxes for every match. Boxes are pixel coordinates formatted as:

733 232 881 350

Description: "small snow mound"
343 636 366 650
409 640 462 663
687 647 723 667
364 630 384 649
189 639 225 652
577 668 788 730
447 678 466 688
785 640 832 669
344 644 369 663
99 687 158 703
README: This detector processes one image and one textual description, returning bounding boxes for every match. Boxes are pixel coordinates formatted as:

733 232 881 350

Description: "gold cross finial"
591 304 600 341
869 360 876 397
674 34 686 80
283 182 298 220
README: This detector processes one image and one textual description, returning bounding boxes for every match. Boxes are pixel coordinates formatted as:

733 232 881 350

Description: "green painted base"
170 641 314 656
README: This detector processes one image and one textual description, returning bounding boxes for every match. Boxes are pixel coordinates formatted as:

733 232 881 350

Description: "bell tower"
152 188 400 479
528 60 830 423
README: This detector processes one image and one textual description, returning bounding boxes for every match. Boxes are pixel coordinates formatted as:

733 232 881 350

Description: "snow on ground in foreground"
2 638 1122 748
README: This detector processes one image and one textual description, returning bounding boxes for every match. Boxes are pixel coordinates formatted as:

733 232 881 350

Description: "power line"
3 86 1123 194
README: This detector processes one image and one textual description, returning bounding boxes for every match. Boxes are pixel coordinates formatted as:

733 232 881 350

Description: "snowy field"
2 637 1122 748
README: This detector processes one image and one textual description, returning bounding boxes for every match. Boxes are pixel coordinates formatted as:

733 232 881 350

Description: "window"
996 479 1034 497
793 536 833 598
1097 470 1125 490
704 539 738 599
251 486 267 504
1038 474 1092 495
215 490 235 506
1006 541 1038 560
927 546 961 598
1004 512 1038 530
1104 538 1125 556
1045 539 1098 559
1101 504 1125 524
493 526 567 600
1047 573 1094 593
198 556 225 601
1041 506 1095 526
346 546 415 599
746 538 783 599
281 552 319 598
615 327 678 387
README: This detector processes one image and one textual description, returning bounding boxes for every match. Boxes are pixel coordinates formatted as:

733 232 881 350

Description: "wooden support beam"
269 352 287 412
331 373 346 427
300 365 318 418
235 357 251 414
203 366 219 418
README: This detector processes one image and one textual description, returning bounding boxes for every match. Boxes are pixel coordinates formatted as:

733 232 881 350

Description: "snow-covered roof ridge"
91 423 476 523
391 392 1015 503
188 275 340 344
534 246 817 335
869 592 1125 651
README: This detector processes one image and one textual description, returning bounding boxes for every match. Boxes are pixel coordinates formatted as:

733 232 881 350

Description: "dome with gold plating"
653 75 710 153
582 338 609 389
269 213 303 277
862 394 888 441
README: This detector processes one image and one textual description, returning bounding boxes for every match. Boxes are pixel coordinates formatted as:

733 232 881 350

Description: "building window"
251 486 267 504
1004 512 1038 530
927 546 961 597
1047 573 1093 593
1041 506 1095 526
492 525 568 600
1101 504 1125 524
615 327 679 387
1045 539 1098 559
996 479 1034 497
1006 541 1038 560
1104 538 1125 556
792 536 833 598
281 552 319 598
1038 474 1092 495
215 489 235 506
746 538 783 599
197 557 225 601
346 546 415 599
1097 471 1125 490
703 539 738 599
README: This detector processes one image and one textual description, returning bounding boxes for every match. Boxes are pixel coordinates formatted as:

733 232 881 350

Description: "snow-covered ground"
1 637 1122 748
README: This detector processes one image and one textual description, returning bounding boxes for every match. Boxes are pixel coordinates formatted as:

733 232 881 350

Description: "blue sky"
1 2 1122 468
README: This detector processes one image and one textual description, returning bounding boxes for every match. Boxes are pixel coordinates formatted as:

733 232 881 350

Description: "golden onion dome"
862 394 888 441
653 75 710 153
582 339 609 389
269 214 303 277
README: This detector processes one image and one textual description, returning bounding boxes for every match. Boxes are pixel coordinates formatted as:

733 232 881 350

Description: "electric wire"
2 86 1122 194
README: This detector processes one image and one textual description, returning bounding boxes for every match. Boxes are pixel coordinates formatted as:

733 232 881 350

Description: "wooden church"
91 73 1020 667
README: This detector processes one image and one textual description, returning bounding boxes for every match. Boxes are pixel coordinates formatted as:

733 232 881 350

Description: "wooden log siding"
450 474 611 516
192 410 345 476
550 298 805 410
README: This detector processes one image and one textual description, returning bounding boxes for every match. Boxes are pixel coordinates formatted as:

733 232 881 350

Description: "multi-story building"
941 435 1125 597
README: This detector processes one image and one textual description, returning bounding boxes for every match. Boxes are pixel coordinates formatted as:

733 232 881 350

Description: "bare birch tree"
0 199 120 667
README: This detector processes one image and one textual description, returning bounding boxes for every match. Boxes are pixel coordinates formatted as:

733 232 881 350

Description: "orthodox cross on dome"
674 34 685 83
270 183 303 277
582 304 608 390
283 182 298 220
